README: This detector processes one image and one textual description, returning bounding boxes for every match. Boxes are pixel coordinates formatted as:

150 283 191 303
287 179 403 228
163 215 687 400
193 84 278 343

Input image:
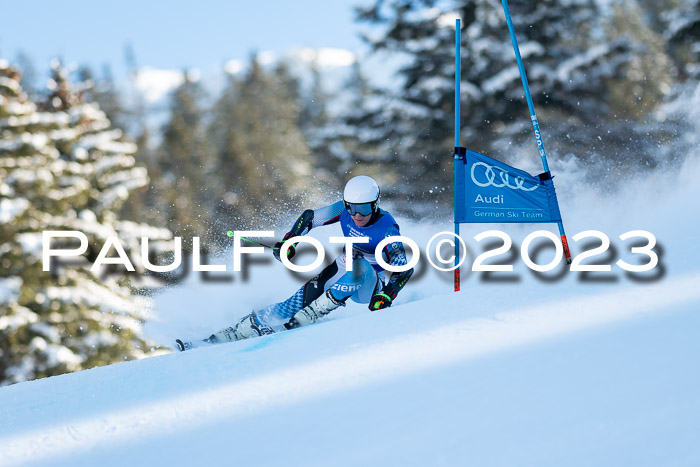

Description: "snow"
663 7 700 39
0 99 36 115
46 179 91 202
224 59 243 75
28 337 83 370
0 197 29 223
482 64 522 94
43 278 151 323
28 321 62 342
0 182 11 196
98 178 144 210
133 67 186 104
437 11 462 29
0 149 699 465
556 43 611 84
0 76 21 93
16 233 43 259
0 278 23 309
2 111 70 129
295 47 357 68
0 306 38 334
480 42 545 94
94 153 137 174
0 132 50 152
1 275 699 465
4 54 700 461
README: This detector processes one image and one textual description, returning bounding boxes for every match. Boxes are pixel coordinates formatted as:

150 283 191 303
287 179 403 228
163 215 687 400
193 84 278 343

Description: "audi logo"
470 161 538 191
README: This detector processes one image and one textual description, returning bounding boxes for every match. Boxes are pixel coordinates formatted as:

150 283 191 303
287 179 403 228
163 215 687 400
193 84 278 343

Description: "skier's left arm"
369 225 414 311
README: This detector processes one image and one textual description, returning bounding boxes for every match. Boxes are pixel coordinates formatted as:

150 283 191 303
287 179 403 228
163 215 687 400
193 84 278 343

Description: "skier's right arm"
309 201 344 229
273 202 344 261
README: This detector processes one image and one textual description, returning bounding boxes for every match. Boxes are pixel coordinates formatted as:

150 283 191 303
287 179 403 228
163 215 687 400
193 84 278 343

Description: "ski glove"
273 210 314 262
368 268 414 311
273 233 297 262
369 292 392 311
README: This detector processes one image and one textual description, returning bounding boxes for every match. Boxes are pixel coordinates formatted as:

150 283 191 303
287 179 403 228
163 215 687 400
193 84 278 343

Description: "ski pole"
242 237 274 250
227 231 274 250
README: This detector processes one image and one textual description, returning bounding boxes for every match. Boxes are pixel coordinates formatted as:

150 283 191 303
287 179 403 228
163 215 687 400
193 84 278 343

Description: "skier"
175 175 413 351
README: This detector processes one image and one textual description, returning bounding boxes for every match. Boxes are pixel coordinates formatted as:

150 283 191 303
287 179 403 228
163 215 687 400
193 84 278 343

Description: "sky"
1 0 372 84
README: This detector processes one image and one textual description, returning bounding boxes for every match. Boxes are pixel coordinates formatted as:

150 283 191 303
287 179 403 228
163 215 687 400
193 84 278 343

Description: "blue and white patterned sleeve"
289 201 344 236
381 224 408 270
309 201 344 230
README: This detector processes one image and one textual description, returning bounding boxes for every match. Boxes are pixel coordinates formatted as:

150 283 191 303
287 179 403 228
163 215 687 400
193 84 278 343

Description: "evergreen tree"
300 57 330 131
13 51 38 99
633 0 700 167
208 56 313 231
117 45 156 226
350 0 678 203
0 60 171 385
122 126 164 224
659 0 700 81
492 0 676 174
157 71 217 248
78 65 130 133
315 60 387 179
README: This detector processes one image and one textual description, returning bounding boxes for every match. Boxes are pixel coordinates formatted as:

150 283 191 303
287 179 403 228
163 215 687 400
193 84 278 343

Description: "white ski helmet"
343 175 380 216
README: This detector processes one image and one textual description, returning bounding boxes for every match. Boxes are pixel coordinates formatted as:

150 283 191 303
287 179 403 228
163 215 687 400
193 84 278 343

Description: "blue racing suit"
255 201 412 327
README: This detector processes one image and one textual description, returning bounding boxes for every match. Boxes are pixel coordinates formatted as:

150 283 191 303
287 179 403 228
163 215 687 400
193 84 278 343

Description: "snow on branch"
0 197 29 223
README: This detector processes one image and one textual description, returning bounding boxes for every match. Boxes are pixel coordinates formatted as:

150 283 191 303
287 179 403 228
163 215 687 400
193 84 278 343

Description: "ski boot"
286 289 345 329
174 312 274 351
206 312 275 344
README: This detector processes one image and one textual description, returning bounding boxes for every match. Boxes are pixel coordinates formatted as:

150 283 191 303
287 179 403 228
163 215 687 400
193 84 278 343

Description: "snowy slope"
1 275 699 467
1 156 700 466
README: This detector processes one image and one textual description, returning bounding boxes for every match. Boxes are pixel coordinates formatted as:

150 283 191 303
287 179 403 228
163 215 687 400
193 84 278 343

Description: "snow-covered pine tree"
659 0 700 81
309 59 401 200
78 65 130 134
347 0 677 203
312 60 379 174
13 51 39 100
0 59 172 385
346 0 507 206
635 0 700 166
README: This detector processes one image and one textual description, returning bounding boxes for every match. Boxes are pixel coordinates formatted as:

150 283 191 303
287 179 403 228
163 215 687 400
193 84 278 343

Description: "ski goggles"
344 201 376 216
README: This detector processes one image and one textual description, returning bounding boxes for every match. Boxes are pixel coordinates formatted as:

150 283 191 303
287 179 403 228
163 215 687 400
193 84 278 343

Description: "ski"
174 337 216 352
175 321 299 352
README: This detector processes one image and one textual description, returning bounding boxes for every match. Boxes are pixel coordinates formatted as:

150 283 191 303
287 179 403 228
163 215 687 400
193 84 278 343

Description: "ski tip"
175 338 214 351
174 339 189 352
284 318 300 330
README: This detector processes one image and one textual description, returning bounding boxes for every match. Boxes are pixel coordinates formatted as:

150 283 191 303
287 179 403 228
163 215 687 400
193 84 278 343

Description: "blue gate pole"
454 18 462 291
501 0 572 263
501 0 549 172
